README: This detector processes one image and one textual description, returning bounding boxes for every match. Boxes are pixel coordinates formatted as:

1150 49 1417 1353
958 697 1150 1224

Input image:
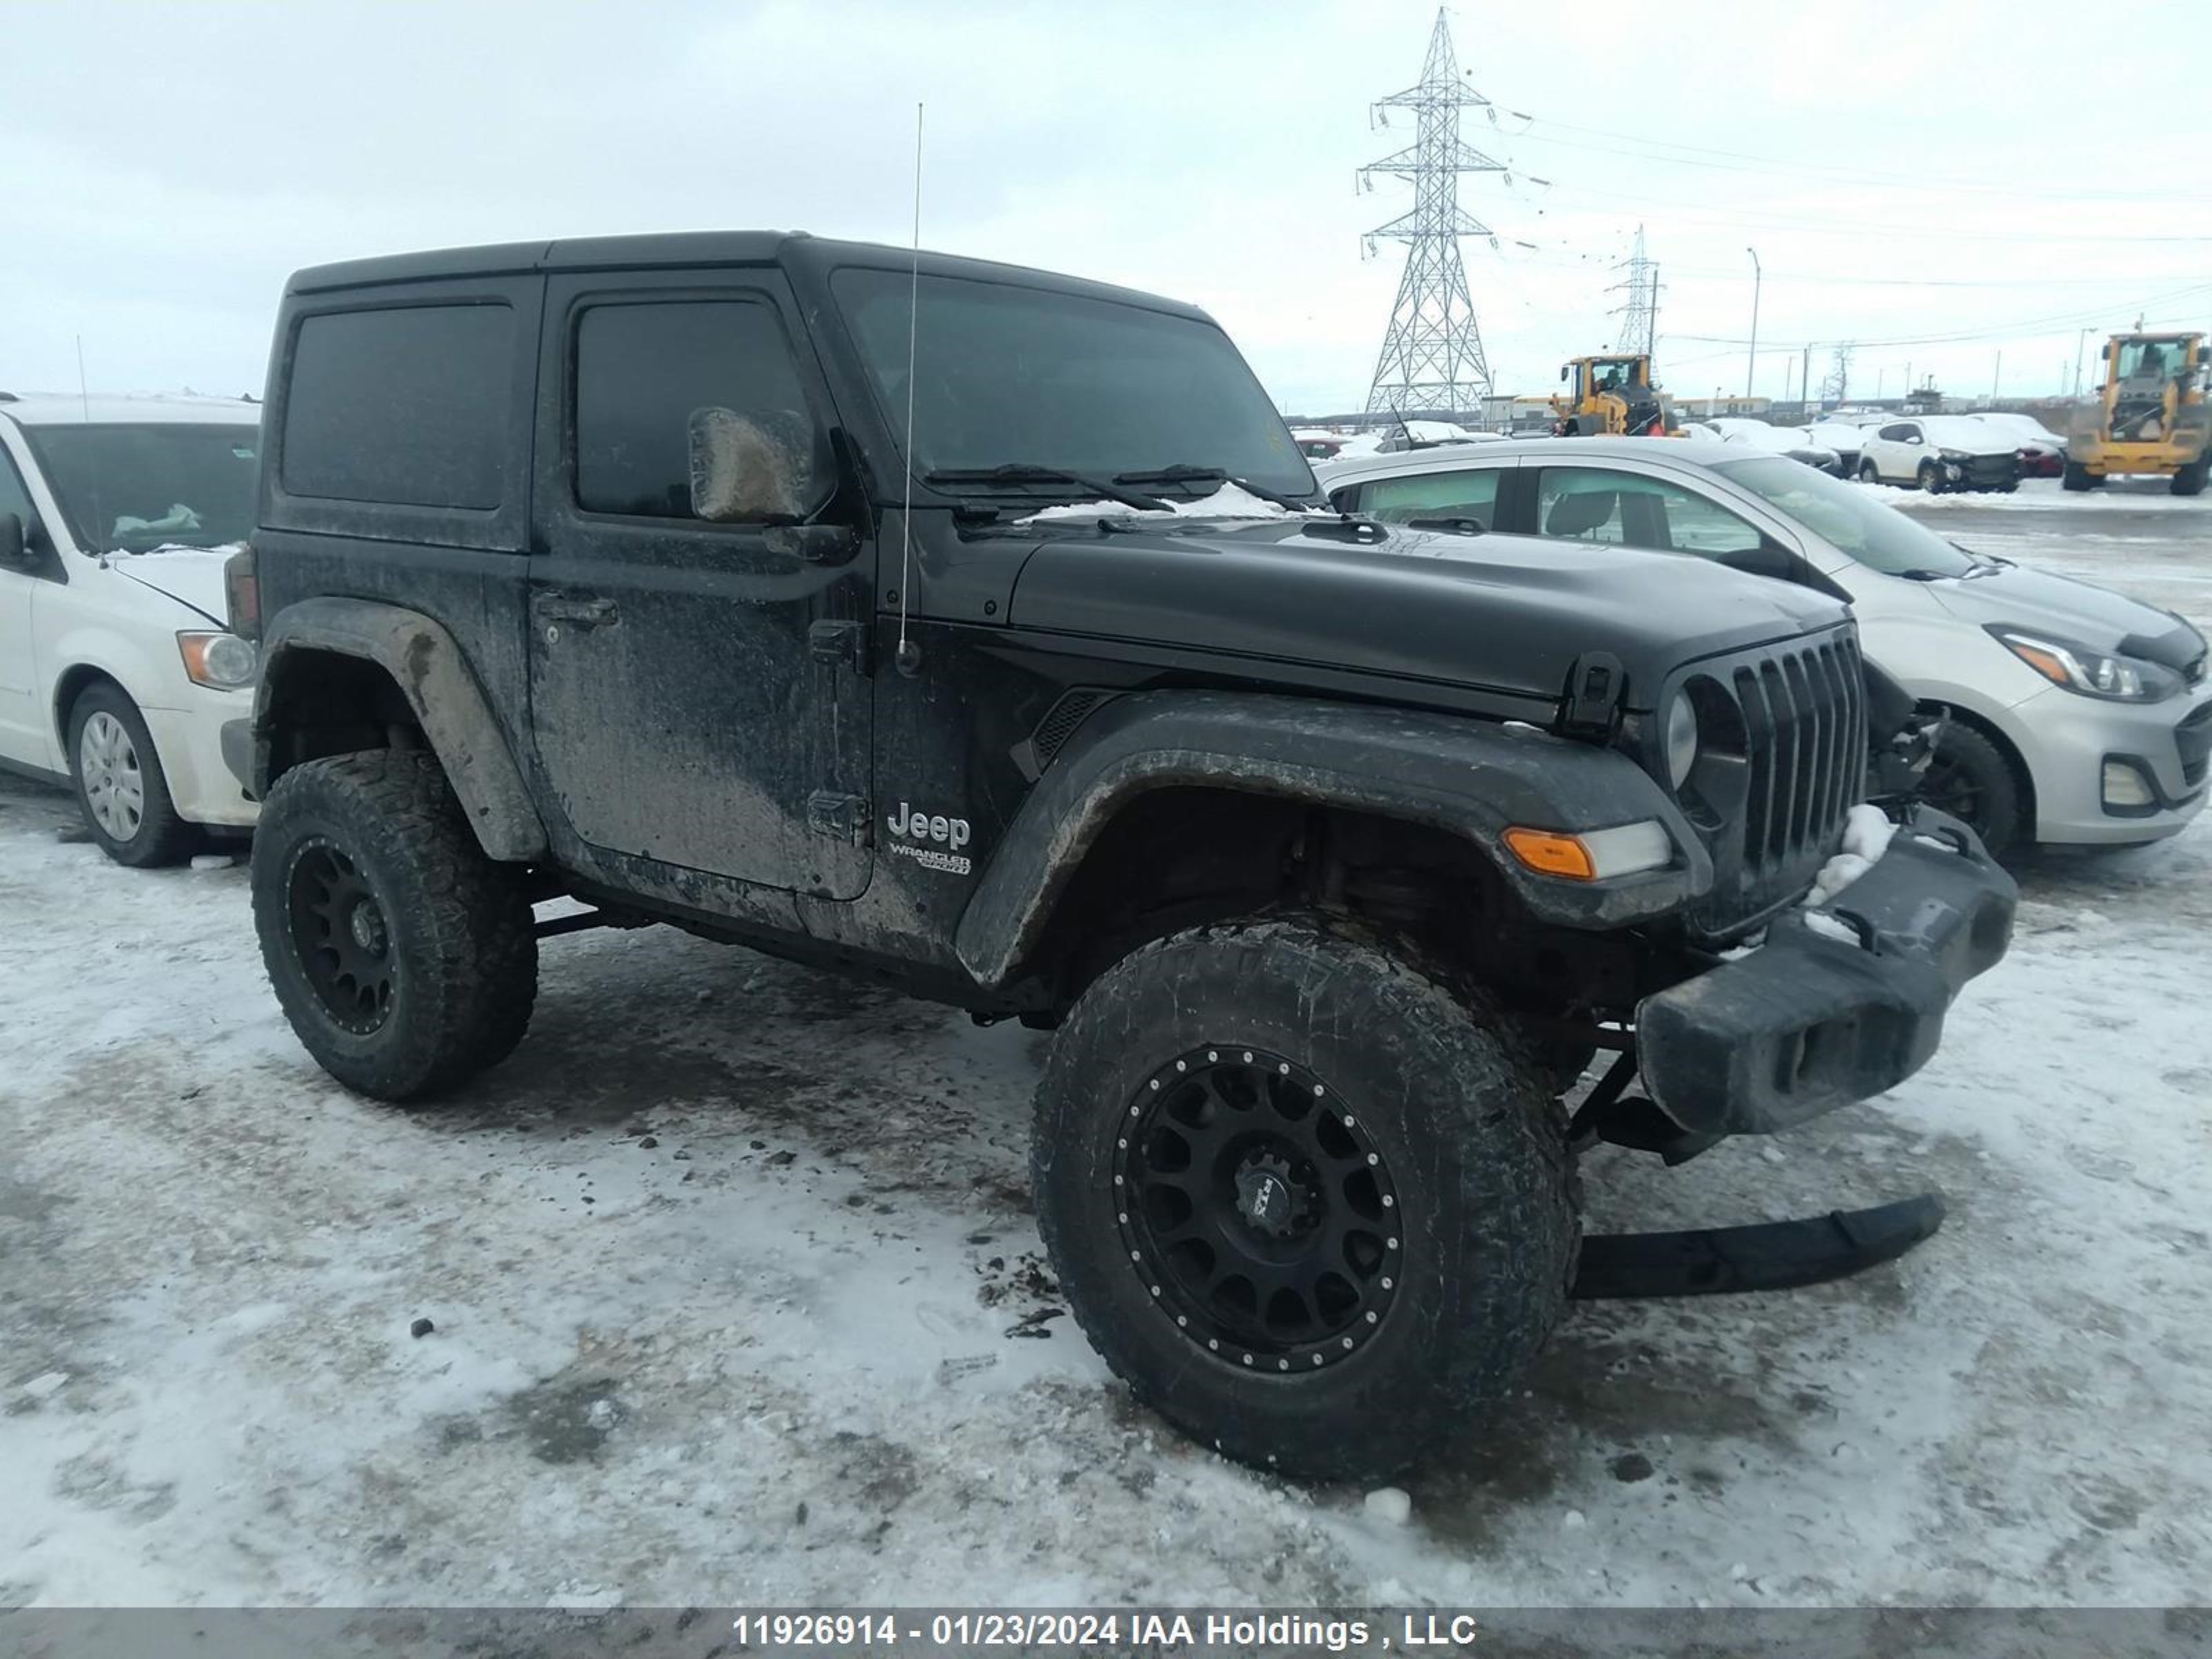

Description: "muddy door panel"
527 272 872 897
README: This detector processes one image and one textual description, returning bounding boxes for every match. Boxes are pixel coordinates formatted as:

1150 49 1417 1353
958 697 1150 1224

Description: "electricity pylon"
1360 9 1505 417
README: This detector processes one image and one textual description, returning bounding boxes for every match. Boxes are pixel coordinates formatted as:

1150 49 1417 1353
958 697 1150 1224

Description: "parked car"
1801 418 1873 476
1375 418 1497 452
1289 428 1345 461
0 393 262 864
226 232 2014 1483
1969 411 2066 478
1694 418 1844 475
1318 437 2211 854
1855 415 2021 492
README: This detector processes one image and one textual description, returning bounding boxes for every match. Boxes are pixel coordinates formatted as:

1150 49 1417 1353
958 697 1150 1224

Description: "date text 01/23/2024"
724 1611 1485 1651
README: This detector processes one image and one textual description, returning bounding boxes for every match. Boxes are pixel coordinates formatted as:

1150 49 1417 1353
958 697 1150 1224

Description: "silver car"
1316 438 2211 854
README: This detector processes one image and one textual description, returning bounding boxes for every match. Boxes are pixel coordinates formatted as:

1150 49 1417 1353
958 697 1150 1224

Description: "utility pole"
1360 9 1506 415
2073 326 2093 399
1744 246 1761 398
1991 348 2002 404
1801 342 1812 413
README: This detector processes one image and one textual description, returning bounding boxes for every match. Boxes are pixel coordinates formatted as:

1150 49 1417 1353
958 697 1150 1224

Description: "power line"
1663 281 2212 352
1492 110 2212 207
1500 172 2212 245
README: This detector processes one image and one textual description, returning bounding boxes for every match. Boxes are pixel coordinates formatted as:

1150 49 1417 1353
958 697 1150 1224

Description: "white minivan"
0 394 262 864
1318 437 2211 854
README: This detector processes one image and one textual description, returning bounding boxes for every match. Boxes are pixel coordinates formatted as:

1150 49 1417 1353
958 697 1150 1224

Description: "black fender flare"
253 598 546 862
954 690 1710 991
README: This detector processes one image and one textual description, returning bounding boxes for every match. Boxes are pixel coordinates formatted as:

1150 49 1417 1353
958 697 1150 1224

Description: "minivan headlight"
1987 626 2180 703
178 631 259 689
1665 692 1700 787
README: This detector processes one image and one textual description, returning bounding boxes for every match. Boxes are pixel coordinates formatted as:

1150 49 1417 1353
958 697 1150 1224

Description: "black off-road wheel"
251 750 538 1102
68 683 198 868
1918 721 2024 858
1032 916 1578 1481
2171 456 2209 496
2061 460 2095 491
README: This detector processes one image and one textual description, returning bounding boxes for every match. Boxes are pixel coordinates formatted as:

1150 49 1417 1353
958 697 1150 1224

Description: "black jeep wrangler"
225 233 2015 1480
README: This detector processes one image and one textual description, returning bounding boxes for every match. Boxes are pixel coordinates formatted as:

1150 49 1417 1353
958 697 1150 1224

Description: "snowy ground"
3 491 2210 1615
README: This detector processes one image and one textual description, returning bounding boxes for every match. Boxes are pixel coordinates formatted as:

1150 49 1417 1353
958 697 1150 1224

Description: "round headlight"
1665 693 1699 789
200 632 259 688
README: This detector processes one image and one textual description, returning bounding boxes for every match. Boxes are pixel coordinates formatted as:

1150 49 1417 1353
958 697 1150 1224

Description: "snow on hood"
109 543 241 626
1928 558 2186 650
1018 482 1295 525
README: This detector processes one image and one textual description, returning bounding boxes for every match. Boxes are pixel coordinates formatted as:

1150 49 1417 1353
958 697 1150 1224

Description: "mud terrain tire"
252 750 537 1101
1032 915 1578 1481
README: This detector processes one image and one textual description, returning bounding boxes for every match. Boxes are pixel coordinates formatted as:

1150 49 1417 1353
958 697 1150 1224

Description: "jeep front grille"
1689 632 1867 936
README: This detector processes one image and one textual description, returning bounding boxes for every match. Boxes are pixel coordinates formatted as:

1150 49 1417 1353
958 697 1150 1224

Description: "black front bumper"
1635 805 2016 1136
220 718 256 798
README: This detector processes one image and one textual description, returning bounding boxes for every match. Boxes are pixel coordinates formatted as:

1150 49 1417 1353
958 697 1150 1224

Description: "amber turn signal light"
1501 827 1597 881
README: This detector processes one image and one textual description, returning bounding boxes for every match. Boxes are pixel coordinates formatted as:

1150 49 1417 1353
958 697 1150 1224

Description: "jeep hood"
1008 518 1850 713
1930 561 2198 661
111 545 235 628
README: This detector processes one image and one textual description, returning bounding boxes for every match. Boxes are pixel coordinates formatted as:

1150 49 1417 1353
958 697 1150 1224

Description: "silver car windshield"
1711 455 1976 578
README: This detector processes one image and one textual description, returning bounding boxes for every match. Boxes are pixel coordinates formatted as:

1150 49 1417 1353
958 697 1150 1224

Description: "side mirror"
1719 541 1797 581
687 406 818 523
0 512 29 568
1559 366 1569 382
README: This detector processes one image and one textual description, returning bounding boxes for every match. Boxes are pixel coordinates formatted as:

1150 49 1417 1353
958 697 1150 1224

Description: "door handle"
536 594 619 627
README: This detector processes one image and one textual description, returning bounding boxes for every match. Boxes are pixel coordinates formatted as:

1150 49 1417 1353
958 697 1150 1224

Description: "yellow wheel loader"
1552 355 1669 437
2065 332 2210 495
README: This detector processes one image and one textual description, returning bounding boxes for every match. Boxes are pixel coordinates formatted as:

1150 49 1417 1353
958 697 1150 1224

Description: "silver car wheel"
79 710 147 842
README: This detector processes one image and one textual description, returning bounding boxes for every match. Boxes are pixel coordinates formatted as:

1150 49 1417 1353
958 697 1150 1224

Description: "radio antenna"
893 102 925 678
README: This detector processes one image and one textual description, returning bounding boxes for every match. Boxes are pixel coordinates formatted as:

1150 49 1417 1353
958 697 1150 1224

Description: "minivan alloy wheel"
77 711 145 841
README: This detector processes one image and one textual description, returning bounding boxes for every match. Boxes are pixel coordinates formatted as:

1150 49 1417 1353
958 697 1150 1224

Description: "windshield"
1589 357 1644 391
833 270 1315 501
1713 455 1977 578
24 423 259 551
2115 337 2188 381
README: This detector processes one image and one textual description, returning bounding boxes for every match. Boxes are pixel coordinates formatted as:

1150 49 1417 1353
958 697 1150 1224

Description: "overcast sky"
6 0 2209 415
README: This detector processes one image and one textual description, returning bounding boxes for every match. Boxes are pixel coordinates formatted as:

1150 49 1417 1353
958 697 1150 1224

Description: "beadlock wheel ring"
1114 1045 1402 1373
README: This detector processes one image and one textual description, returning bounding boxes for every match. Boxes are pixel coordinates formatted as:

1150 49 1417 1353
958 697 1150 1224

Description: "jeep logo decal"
885 802 973 877
888 802 971 850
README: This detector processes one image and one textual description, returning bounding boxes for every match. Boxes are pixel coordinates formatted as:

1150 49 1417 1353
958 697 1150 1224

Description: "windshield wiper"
1892 568 1953 582
1112 464 1311 512
924 465 1168 514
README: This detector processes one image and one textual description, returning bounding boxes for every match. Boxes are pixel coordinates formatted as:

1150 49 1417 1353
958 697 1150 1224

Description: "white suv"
1856 415 2021 493
0 393 261 864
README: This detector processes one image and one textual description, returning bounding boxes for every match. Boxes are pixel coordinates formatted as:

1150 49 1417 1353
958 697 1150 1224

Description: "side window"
1536 467 1763 558
1877 422 1915 442
1535 467 1631 545
572 300 828 523
1357 467 1503 527
283 305 514 508
0 447 37 532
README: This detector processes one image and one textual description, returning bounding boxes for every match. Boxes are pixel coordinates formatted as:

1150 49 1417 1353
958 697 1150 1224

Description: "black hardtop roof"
285 232 1210 319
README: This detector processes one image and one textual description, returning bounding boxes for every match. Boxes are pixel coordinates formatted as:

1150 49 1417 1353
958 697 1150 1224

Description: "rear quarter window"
281 304 514 508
